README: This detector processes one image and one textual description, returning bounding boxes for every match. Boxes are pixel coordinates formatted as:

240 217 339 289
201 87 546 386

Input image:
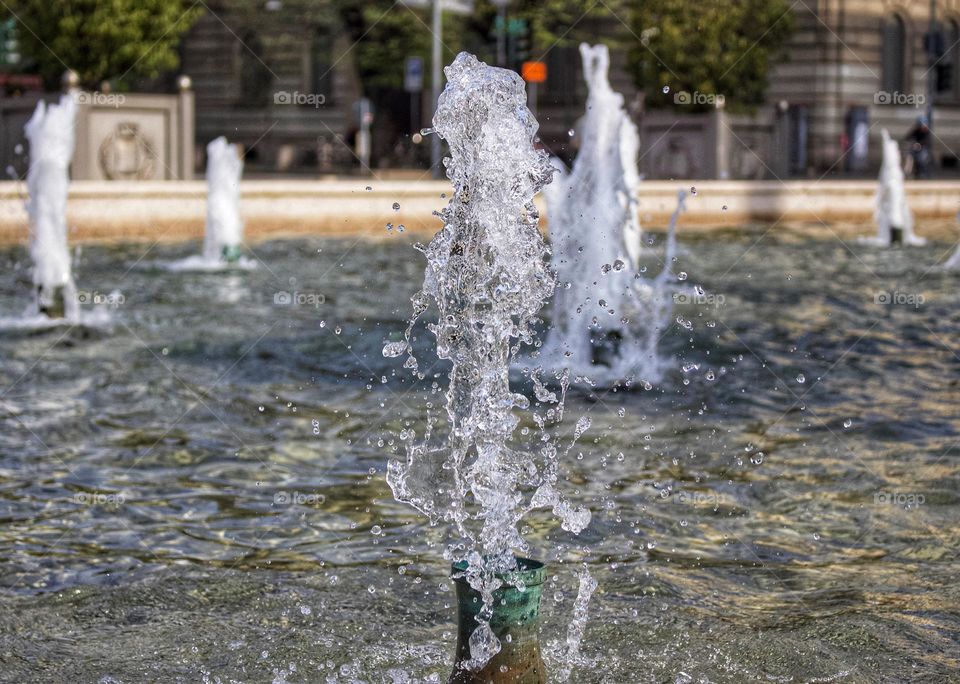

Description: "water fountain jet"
203 136 245 263
384 52 590 680
540 44 679 387
871 129 925 247
24 95 78 320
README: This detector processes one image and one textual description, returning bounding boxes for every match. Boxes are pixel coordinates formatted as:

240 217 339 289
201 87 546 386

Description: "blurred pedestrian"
904 116 931 179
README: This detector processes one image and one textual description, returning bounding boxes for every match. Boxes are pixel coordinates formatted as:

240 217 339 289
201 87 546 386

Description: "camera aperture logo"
273 291 326 308
274 91 326 108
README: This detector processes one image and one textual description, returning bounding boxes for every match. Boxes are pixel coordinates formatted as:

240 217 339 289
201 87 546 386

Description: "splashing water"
384 52 590 670
868 129 925 247
540 43 681 387
25 95 78 320
556 567 599 683
944 210 960 270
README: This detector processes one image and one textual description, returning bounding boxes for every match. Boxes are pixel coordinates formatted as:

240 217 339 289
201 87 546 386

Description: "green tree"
509 0 630 54
627 0 794 111
3 0 202 89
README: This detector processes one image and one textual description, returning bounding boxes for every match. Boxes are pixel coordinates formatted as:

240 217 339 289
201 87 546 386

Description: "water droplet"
662 85 670 94
690 186 697 195
392 202 401 211
383 341 407 358
677 271 688 281
796 374 805 384
843 419 852 428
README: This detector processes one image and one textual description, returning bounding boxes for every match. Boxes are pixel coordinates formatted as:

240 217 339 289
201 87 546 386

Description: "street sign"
404 56 424 93
400 0 474 15
521 61 547 83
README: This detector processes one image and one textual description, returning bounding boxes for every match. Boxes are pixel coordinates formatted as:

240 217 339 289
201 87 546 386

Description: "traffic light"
507 18 529 72
0 18 20 67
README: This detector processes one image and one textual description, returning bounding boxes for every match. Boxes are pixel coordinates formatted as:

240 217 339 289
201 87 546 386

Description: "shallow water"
0 233 957 682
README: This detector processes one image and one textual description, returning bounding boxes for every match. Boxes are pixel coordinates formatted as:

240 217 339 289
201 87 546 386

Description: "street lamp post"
492 0 508 67
431 0 443 178
928 0 937 132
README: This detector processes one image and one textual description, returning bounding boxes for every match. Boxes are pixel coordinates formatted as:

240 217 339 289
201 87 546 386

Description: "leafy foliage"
3 0 202 89
627 0 794 110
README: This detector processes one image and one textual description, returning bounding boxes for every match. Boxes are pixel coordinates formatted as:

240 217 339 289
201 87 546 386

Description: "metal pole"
497 5 506 67
928 0 934 116
431 0 443 179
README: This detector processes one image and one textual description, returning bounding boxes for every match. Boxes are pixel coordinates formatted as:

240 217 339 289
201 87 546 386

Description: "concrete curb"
1 179 958 245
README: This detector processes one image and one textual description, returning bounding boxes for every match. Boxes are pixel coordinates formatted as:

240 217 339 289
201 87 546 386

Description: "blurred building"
537 1 960 179
766 0 960 176
179 1 360 175
3 1 959 179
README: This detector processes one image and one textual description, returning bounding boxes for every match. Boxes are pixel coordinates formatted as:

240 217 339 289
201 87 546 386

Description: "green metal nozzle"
449 558 546 684
221 244 243 263
37 285 66 319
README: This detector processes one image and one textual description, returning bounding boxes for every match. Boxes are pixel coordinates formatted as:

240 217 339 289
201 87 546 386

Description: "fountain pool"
0 233 957 682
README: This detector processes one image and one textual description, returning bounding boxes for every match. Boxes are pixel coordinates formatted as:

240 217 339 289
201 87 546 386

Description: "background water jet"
164 137 251 272
203 136 245 264
870 129 925 247
24 95 78 320
540 43 678 387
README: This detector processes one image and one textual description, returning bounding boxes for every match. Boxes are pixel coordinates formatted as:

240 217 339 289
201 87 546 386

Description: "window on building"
545 46 579 106
310 28 334 106
238 31 273 107
881 14 907 95
939 20 960 100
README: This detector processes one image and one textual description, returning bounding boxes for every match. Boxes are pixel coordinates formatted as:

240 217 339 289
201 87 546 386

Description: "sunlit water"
0 233 957 682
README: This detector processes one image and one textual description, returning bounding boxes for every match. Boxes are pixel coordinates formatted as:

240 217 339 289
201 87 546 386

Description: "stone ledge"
1 179 958 245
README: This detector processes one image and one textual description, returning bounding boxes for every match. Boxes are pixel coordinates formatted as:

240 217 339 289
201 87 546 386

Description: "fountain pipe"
449 558 546 684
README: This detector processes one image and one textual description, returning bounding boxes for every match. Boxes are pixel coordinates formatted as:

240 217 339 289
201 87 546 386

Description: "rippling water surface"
0 232 957 682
